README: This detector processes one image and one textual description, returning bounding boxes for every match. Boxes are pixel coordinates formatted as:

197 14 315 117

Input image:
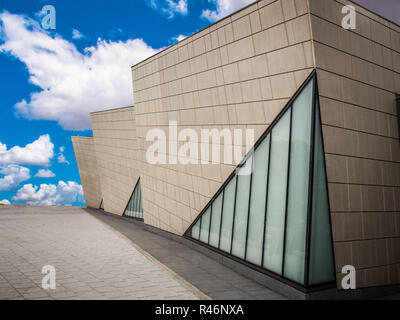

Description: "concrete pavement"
88 208 286 300
0 206 204 300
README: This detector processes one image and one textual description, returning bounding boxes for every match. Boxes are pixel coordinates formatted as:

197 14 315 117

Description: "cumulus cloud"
147 0 188 18
0 11 160 130
34 169 56 178
12 181 84 206
201 0 255 22
57 146 70 164
0 165 31 191
57 154 70 164
0 199 11 205
0 135 54 166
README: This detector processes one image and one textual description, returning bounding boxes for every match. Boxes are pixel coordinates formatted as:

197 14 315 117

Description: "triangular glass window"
123 179 143 220
185 73 335 288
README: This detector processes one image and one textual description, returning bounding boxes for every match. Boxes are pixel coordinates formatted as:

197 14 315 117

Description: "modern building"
72 0 400 298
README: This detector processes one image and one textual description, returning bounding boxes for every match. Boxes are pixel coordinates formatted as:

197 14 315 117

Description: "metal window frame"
217 190 225 249
219 176 237 253
229 175 239 254
183 70 336 291
209 191 223 247
207 200 213 245
184 71 318 234
397 95 400 141
243 155 254 261
199 209 202 239
261 134 272 268
304 77 318 287
199 207 211 243
281 104 293 278
231 159 253 259
307 83 338 287
122 178 144 221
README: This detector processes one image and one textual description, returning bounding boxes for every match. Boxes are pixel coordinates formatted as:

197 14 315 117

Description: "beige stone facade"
91 106 139 215
132 0 315 235
72 0 400 290
71 136 102 208
309 0 400 288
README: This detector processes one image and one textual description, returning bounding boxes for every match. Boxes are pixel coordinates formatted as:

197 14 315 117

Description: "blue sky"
0 0 258 206
0 0 398 206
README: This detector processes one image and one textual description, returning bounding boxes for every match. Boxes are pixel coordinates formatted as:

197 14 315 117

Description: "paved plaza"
2 206 398 300
0 206 204 300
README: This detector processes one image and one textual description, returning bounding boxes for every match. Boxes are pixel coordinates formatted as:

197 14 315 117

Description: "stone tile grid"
90 209 287 300
129 0 315 236
0 206 200 300
71 137 102 209
90 107 139 216
310 0 400 289
131 0 310 83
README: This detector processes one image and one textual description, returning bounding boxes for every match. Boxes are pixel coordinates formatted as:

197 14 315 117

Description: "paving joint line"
87 211 211 300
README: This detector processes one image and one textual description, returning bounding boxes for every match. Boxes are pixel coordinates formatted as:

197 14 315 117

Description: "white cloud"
57 146 70 164
72 28 84 40
147 0 188 18
0 11 160 130
0 199 11 205
0 165 31 191
57 154 70 165
201 0 255 22
34 169 56 178
12 181 84 206
0 135 54 166
173 34 188 42
166 0 188 16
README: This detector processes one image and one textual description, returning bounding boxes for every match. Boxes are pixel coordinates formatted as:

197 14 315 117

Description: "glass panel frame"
246 135 270 266
209 193 223 248
199 208 211 243
184 72 336 289
191 220 200 239
219 176 237 253
263 108 291 275
283 79 314 285
231 158 252 259
308 99 336 286
123 179 143 220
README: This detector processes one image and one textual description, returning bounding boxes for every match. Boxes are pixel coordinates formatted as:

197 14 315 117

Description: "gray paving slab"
87 208 287 300
0 206 203 300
